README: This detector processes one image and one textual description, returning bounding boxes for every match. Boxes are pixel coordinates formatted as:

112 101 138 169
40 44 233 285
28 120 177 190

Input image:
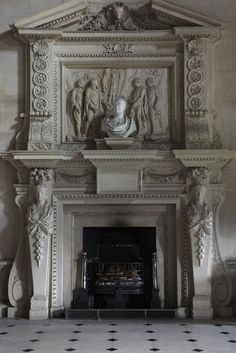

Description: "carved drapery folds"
27 168 53 319
66 68 169 142
187 168 213 267
186 167 214 318
27 169 53 268
28 41 53 151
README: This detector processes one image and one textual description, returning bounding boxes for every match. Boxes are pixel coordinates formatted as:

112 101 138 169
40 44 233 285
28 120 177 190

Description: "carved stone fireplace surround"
1 0 236 320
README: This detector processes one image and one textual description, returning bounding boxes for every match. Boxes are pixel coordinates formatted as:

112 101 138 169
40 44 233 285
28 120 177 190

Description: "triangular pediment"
12 0 223 34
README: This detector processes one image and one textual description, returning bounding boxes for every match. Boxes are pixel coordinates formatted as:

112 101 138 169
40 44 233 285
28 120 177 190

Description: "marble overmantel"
1 0 236 320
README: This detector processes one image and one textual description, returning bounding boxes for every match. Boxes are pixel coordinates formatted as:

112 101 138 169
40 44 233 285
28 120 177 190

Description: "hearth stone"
72 289 89 309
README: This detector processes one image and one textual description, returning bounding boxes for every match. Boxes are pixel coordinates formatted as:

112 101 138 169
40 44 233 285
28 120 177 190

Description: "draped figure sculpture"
83 78 101 137
129 77 147 135
187 184 213 266
101 97 136 138
69 80 84 138
27 180 53 268
145 77 161 137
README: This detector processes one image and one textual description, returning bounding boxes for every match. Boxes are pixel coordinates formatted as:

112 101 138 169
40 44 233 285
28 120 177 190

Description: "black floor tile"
107 348 117 351
147 338 157 342
187 339 197 342
108 338 117 342
29 339 40 343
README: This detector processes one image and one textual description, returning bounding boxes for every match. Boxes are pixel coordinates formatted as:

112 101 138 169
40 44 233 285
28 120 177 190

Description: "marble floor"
0 318 236 353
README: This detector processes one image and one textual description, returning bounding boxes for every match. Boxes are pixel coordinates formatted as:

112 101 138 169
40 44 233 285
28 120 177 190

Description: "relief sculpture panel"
65 67 170 142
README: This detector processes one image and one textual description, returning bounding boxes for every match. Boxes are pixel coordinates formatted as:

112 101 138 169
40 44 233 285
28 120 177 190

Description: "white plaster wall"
0 0 236 301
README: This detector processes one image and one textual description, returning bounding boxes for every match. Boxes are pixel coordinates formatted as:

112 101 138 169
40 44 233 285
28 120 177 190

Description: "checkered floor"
0 318 236 353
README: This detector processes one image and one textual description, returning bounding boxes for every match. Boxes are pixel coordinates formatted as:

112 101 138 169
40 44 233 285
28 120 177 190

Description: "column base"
214 306 233 319
30 296 49 320
8 305 29 319
176 307 188 319
0 304 7 318
192 295 213 319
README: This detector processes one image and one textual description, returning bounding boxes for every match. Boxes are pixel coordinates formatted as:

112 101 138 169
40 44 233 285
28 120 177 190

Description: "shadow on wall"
0 30 27 151
0 161 19 260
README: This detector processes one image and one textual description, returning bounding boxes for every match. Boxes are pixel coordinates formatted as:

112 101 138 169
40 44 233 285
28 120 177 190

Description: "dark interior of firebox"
83 227 156 309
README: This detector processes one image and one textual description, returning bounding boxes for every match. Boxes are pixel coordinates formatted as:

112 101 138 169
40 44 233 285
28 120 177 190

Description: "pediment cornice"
11 0 223 41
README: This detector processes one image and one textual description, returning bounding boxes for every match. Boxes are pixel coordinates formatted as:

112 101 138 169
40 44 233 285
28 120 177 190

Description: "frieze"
143 168 186 184
55 170 96 185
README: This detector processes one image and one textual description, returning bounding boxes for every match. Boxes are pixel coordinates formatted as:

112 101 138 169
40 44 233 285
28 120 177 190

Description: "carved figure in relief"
69 80 85 138
101 97 136 138
27 180 53 268
129 78 147 135
145 77 161 137
187 184 213 266
83 78 101 137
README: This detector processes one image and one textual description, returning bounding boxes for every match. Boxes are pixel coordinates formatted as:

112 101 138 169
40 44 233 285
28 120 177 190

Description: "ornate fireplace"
1 0 235 320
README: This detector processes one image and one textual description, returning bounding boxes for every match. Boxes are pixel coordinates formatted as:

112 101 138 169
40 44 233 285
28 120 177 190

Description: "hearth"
73 227 159 309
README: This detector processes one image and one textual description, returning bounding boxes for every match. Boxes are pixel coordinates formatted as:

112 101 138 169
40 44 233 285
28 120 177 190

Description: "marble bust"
101 97 136 138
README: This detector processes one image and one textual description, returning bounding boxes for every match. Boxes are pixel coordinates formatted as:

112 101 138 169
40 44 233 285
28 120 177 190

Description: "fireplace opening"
81 227 158 309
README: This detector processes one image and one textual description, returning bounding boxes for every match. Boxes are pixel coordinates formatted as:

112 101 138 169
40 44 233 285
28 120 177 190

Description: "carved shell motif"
187 39 204 57
32 41 49 57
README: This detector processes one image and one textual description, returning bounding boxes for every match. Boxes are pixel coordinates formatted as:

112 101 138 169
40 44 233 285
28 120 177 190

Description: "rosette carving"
186 39 204 111
31 41 49 113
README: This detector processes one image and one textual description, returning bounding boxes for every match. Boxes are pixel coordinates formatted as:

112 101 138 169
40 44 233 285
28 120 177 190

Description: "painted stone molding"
27 169 53 268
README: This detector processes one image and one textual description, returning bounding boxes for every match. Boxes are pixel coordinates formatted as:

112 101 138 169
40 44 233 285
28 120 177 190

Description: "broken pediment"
12 0 223 34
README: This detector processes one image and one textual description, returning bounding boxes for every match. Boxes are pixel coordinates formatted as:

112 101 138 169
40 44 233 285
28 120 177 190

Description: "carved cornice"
175 27 222 41
173 149 235 169
54 192 181 201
